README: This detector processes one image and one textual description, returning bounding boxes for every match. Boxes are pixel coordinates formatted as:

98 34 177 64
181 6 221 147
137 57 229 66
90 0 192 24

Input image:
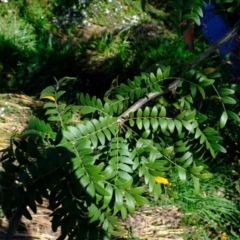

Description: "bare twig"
3 206 24 240
118 19 240 120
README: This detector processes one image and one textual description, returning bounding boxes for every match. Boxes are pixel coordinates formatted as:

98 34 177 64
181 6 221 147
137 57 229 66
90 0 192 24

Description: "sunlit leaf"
141 129 151 139
167 119 175 133
124 192 135 213
40 96 56 101
150 106 158 117
161 146 174 156
159 106 166 117
167 189 178 199
178 151 192 162
182 120 194 133
156 68 163 79
176 110 186 120
132 194 149 205
150 118 158 132
219 88 235 96
115 188 123 211
191 174 200 194
193 172 213 179
136 118 143 130
159 118 167 132
94 183 110 196
220 111 228 129
203 67 215 75
56 91 66 100
221 96 236 104
177 166 186 182
143 118 150 130
199 79 215 87
197 85 205 99
190 166 204 174
227 110 240 122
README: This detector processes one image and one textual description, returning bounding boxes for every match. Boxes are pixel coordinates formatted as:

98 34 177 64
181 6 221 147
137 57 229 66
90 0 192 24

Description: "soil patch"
0 202 186 240
0 95 186 239
0 93 42 151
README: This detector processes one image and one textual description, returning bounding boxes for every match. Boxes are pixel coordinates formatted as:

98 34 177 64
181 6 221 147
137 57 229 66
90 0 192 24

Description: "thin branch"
3 206 23 240
118 19 240 120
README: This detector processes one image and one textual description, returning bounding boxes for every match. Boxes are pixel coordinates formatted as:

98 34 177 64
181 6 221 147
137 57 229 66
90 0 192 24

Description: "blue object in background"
201 3 239 81
201 4 237 57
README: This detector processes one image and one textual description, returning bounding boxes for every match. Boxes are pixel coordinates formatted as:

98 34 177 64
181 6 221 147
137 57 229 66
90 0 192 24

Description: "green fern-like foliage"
168 0 206 34
0 65 238 239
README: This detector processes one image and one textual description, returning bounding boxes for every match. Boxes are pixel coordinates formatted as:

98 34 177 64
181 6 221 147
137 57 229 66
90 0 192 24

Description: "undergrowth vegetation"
0 0 240 239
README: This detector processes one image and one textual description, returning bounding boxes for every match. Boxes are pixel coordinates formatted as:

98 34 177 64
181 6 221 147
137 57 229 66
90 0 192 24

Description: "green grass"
0 0 177 94
168 158 240 239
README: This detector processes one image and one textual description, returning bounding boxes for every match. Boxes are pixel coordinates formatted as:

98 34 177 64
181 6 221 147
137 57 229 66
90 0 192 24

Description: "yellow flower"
220 233 227 240
154 176 169 185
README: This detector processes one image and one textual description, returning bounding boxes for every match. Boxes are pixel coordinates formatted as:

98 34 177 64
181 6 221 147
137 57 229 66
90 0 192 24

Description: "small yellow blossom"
154 176 169 185
220 233 227 240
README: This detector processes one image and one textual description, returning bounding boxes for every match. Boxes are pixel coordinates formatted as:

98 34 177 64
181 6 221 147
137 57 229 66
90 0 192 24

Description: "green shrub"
1 1 240 239
1 61 238 239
